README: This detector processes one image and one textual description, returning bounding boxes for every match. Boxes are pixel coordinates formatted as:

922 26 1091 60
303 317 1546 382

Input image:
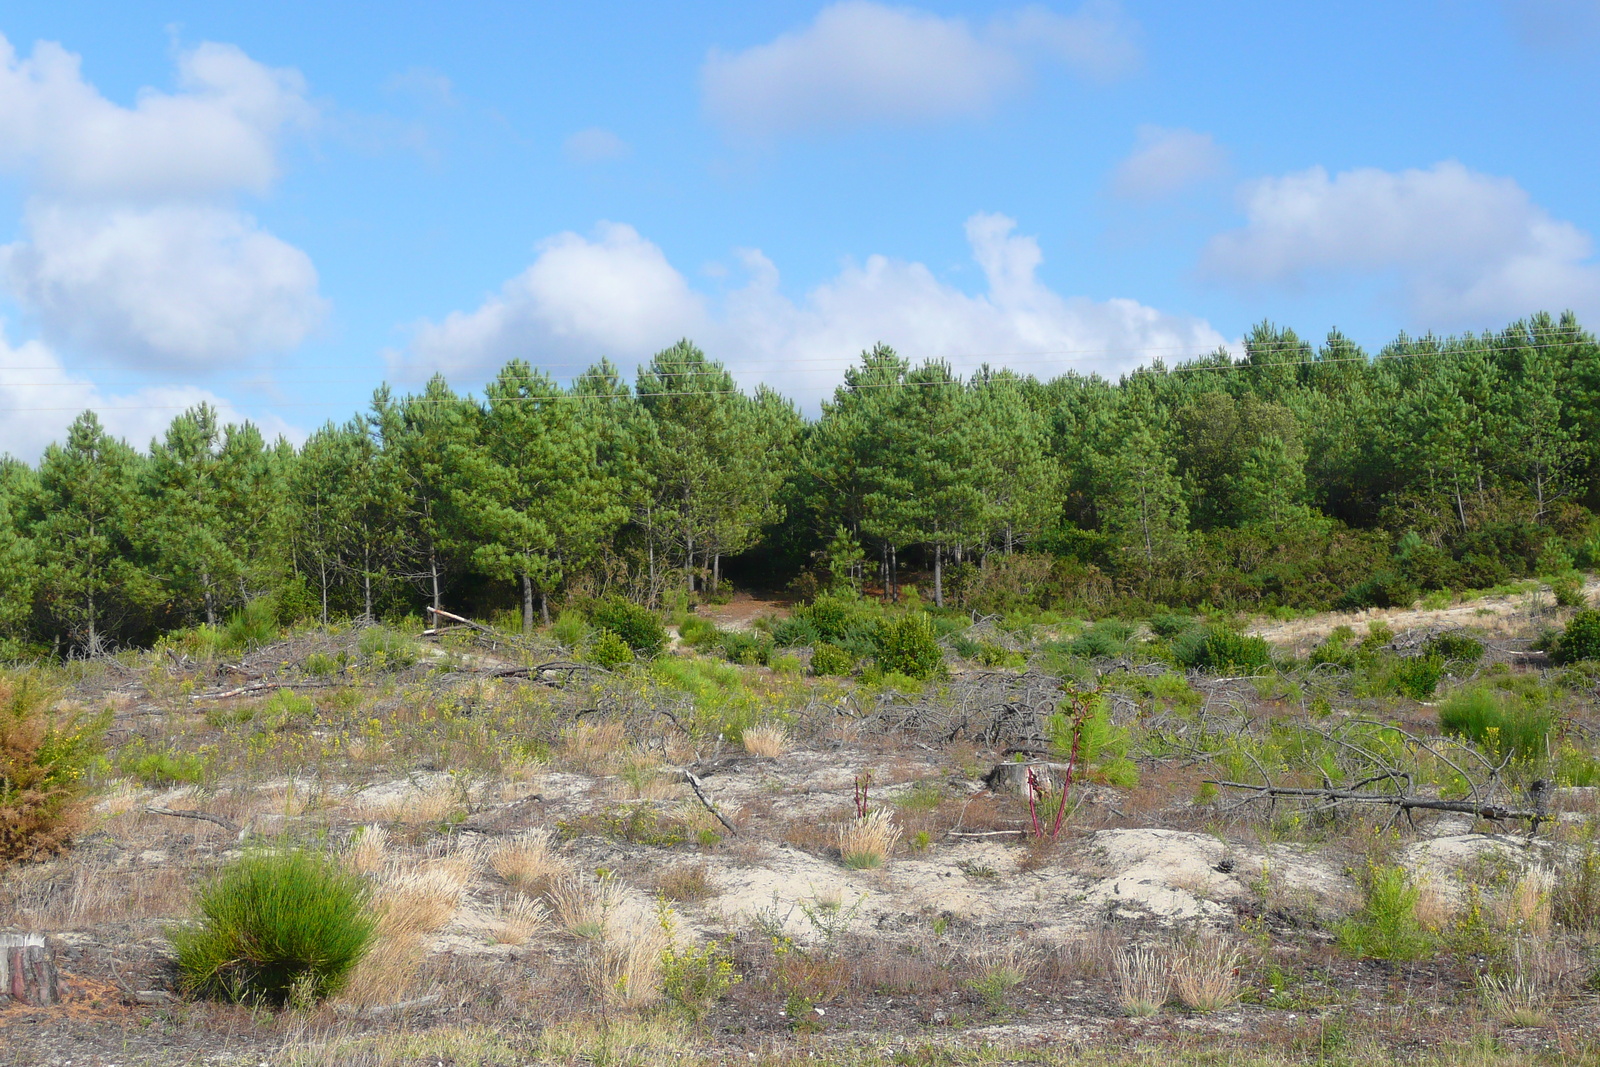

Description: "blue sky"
0 0 1597 457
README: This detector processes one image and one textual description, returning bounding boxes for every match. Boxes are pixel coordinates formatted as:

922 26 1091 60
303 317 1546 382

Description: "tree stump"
0 934 62 1006
984 761 1071 797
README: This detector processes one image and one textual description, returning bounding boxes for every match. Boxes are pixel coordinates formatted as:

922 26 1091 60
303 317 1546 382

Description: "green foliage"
1424 631 1484 664
1336 571 1419 611
1068 619 1137 659
1172 624 1272 673
809 642 855 676
223 599 278 652
770 615 820 648
1438 686 1557 761
1553 610 1600 664
1554 847 1600 933
871 612 946 680
1046 693 1136 785
0 672 103 864
127 747 211 787
586 597 666 659
172 849 376 1007
356 626 418 670
793 592 881 654
586 629 635 671
552 609 587 649
1336 865 1435 961
657 902 741 1020
719 629 773 666
1391 655 1446 700
1309 626 1361 669
1148 613 1193 639
677 615 722 651
1551 572 1588 608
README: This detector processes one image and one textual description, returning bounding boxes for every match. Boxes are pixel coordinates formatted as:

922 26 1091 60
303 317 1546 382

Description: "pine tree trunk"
880 542 889 601
540 590 550 625
319 560 329 626
521 572 534 636
713 553 721 593
889 545 899 603
933 545 944 608
430 550 441 614
0 934 61 1006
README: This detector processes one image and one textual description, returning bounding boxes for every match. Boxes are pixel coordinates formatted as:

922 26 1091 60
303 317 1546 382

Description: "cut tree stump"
0 934 62 1006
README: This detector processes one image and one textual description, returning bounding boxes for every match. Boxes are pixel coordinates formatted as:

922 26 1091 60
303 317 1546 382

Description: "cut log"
984 761 1071 797
0 934 62 1006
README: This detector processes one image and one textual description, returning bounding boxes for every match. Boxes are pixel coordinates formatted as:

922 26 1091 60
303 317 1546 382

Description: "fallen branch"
1205 781 1548 826
191 681 344 701
948 829 1025 838
683 770 739 837
334 993 443 1017
144 805 246 839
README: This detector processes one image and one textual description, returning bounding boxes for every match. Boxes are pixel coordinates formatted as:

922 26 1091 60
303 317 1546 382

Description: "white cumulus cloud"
1202 160 1600 326
395 213 1225 404
0 323 300 462
1111 125 1227 200
701 1 1140 136
0 33 325 369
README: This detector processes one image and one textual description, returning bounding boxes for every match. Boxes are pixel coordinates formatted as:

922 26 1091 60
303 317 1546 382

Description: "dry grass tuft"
489 895 552 945
559 720 628 775
1498 869 1553 936
347 824 388 876
741 722 789 759
1172 934 1241 1012
489 827 571 897
837 810 901 869
1116 944 1170 1016
1412 875 1456 931
549 873 624 939
339 854 471 1007
352 778 469 825
584 921 669 1009
654 863 717 902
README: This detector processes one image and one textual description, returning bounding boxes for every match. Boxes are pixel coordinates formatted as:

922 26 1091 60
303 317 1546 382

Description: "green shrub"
1551 573 1588 608
129 748 211 787
1554 610 1600 664
552 609 587 649
1309 627 1361 669
719 630 773 666
1068 619 1137 659
357 626 418 671
1424 631 1483 664
810 642 855 676
586 628 635 670
794 592 881 653
223 599 279 652
0 672 103 864
587 598 666 659
302 651 344 678
872 612 946 680
1048 694 1136 786
1336 571 1419 611
770 616 820 648
678 615 722 651
1173 625 1271 674
1336 865 1434 961
1148 613 1193 639
976 642 1026 668
1392 655 1445 700
1438 686 1557 761
172 849 375 1007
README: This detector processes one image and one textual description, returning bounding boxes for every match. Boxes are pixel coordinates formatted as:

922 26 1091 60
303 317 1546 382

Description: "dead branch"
683 770 739 836
1204 781 1548 826
144 805 247 839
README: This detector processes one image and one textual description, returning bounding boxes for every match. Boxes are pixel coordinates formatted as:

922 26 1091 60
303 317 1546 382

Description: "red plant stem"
1026 767 1043 837
1050 690 1095 838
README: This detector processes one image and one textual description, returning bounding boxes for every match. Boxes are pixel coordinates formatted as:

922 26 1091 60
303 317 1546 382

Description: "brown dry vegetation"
3 589 1600 1064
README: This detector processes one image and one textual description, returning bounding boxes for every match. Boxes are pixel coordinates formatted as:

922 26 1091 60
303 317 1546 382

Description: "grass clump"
1438 686 1556 762
172 849 376 1007
357 625 418 670
1116 944 1169 1016
0 672 103 864
1335 864 1435 961
838 810 901 869
1172 624 1271 674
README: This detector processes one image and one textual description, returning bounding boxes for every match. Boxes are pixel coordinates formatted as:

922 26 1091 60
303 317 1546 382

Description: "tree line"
1 313 1597 653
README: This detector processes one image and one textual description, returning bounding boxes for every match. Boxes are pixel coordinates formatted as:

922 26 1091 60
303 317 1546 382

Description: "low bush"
1068 619 1137 659
872 612 946 680
1336 864 1435 961
1309 626 1361 669
1438 686 1557 762
172 849 376 1007
0 672 103 864
357 626 418 671
792 593 881 654
1148 613 1193 639
1391 655 1445 700
1172 624 1271 674
1336 571 1419 611
586 598 666 659
719 630 773 666
810 642 855 676
552 609 587 649
586 629 634 671
677 615 721 651
224 599 279 652
770 616 820 648
128 748 211 787
1553 610 1600 664
1551 573 1587 608
1424 631 1484 664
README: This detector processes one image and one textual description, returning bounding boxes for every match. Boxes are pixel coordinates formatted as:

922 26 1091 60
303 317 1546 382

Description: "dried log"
1205 780 1549 826
191 681 344 701
0 934 62 1006
144 805 247 839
